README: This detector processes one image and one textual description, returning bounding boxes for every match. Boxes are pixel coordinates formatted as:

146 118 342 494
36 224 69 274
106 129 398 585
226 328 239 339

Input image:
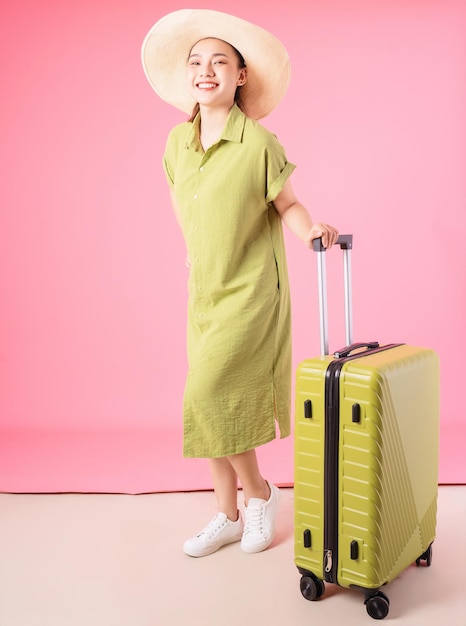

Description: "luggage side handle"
312 234 353 356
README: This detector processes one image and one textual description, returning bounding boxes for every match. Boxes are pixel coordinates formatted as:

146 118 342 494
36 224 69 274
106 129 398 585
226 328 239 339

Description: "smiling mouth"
196 82 218 90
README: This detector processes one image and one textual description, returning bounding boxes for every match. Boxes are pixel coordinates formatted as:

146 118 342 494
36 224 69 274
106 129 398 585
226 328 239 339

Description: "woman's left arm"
273 178 339 249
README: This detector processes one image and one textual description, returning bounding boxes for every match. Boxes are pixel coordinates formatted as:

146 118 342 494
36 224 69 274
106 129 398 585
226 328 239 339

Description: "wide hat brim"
141 9 291 120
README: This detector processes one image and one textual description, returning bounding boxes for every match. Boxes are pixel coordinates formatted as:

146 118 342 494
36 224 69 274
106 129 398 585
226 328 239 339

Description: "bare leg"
227 449 280 554
208 457 239 521
226 449 270 505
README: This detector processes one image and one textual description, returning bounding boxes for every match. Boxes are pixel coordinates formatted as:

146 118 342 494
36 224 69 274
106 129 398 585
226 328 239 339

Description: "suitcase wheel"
416 543 433 567
299 573 325 601
364 591 390 620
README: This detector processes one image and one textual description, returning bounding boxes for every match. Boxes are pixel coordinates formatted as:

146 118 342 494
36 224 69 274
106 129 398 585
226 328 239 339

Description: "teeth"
197 83 216 89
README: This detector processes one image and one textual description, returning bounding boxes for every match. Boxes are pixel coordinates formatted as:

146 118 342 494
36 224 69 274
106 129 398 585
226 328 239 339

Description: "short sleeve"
264 134 296 202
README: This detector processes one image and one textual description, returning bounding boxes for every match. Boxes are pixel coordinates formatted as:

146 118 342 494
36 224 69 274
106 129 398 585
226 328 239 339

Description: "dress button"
193 194 198 199
200 166 205 172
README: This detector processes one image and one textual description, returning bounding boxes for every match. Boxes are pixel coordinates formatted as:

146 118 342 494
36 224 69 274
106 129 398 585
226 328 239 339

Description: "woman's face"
186 38 247 111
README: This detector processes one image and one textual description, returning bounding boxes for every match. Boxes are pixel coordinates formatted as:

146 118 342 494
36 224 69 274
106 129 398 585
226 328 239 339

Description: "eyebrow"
188 52 230 59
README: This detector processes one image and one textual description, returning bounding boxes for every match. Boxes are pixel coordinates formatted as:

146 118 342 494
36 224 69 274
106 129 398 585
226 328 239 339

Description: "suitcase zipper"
324 549 333 574
322 343 402 584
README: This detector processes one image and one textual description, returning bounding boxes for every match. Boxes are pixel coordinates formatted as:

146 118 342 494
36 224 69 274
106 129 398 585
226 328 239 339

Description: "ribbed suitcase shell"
294 344 439 592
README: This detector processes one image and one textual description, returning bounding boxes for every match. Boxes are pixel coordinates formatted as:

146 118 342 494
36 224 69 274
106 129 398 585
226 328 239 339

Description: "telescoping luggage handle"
312 234 354 356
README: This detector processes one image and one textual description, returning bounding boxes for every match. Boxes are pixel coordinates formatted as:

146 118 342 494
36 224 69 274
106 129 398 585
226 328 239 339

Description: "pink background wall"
1 0 465 492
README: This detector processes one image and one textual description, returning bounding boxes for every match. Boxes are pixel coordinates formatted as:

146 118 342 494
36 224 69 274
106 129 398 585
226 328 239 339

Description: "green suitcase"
294 236 440 620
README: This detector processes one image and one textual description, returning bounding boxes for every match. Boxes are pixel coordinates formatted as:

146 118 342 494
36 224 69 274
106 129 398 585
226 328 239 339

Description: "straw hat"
141 9 291 120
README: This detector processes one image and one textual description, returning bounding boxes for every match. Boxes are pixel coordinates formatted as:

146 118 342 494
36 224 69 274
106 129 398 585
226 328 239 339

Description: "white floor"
0 486 465 626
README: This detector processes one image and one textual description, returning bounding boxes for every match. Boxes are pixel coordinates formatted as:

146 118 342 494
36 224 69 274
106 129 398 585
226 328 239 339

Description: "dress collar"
185 104 246 151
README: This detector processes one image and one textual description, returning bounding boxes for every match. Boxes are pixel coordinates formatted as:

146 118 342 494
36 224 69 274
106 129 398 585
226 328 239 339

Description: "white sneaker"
241 482 281 554
183 512 243 558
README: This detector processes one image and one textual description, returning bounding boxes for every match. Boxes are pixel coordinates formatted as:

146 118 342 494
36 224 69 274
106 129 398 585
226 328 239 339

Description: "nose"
200 63 214 77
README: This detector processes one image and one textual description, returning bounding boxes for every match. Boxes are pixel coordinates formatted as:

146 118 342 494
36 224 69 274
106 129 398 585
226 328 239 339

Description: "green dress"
163 105 295 458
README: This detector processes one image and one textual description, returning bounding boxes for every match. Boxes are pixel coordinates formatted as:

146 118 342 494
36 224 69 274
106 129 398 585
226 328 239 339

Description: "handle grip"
334 342 379 359
313 234 353 356
312 234 353 252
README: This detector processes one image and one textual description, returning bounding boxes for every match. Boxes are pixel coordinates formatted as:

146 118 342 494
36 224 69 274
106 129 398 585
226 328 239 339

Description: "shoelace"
197 514 227 540
243 507 264 535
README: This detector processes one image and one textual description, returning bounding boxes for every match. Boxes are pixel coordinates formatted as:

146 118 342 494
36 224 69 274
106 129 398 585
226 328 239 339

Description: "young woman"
142 9 339 557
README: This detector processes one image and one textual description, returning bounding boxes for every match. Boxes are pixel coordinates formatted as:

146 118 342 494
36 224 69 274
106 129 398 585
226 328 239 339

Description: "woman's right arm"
168 188 191 269
169 188 183 230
